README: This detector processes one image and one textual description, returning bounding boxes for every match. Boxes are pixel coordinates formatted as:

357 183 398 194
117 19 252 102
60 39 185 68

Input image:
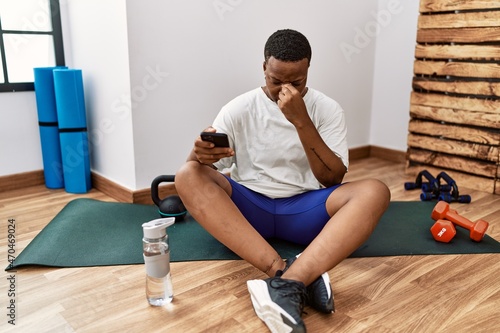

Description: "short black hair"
264 29 312 64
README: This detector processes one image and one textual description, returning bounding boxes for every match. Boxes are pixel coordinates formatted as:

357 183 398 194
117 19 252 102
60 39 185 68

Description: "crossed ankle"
281 272 309 286
264 257 286 277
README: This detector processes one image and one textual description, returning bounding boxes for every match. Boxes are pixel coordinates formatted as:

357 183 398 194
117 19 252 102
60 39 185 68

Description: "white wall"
0 91 41 175
0 0 419 191
126 0 380 189
59 0 137 189
370 0 420 149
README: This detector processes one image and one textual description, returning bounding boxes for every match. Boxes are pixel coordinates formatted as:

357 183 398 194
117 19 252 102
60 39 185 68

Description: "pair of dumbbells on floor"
404 170 471 203
430 201 489 243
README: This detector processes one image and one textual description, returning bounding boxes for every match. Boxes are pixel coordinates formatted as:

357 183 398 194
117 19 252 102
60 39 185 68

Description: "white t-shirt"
213 87 348 198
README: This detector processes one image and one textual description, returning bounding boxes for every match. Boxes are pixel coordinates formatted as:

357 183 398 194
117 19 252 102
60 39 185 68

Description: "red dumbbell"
430 219 456 243
431 201 489 242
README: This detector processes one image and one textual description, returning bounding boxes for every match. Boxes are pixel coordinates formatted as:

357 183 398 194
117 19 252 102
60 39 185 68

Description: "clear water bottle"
142 217 175 306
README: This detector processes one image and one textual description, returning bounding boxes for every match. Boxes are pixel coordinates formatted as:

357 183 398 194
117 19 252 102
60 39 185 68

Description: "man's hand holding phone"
200 132 230 147
194 127 234 166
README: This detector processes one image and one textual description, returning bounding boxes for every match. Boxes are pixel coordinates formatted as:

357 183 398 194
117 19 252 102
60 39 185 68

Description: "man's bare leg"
175 161 286 276
281 179 391 285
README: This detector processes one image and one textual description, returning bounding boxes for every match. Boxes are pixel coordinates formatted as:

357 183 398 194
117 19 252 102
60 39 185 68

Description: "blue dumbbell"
405 170 438 191
435 172 471 204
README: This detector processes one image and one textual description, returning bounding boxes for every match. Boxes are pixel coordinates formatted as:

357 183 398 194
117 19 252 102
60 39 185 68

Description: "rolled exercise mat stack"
53 69 91 193
33 66 68 189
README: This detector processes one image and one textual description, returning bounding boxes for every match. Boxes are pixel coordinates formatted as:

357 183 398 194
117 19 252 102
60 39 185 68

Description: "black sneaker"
247 277 307 333
276 256 335 314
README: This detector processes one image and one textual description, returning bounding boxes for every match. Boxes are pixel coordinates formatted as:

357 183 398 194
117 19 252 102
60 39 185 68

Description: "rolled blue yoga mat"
53 69 92 193
59 132 91 193
38 126 64 187
34 66 67 189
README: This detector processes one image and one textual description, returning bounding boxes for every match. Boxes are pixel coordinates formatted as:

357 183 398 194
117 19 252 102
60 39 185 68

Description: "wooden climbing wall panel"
407 0 500 194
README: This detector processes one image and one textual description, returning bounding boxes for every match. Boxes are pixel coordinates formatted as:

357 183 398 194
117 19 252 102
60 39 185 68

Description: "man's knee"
176 161 200 183
363 178 391 203
176 161 231 197
349 179 391 213
174 161 194 191
336 178 390 208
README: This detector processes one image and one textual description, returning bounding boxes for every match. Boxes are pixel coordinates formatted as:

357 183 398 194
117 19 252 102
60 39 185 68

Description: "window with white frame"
0 0 64 92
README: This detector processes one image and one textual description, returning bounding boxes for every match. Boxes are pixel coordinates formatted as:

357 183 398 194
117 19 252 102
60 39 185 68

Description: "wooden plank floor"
1 157 499 333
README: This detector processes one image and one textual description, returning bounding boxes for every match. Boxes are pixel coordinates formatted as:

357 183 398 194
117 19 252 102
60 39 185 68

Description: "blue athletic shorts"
226 176 343 245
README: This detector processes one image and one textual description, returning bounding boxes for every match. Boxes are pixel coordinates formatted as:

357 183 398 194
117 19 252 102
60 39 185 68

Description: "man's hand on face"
277 83 308 126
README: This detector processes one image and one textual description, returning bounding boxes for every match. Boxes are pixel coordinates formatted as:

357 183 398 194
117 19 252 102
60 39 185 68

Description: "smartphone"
200 132 230 147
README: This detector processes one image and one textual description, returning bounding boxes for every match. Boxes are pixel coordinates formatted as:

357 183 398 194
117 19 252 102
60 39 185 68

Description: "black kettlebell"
151 175 187 221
